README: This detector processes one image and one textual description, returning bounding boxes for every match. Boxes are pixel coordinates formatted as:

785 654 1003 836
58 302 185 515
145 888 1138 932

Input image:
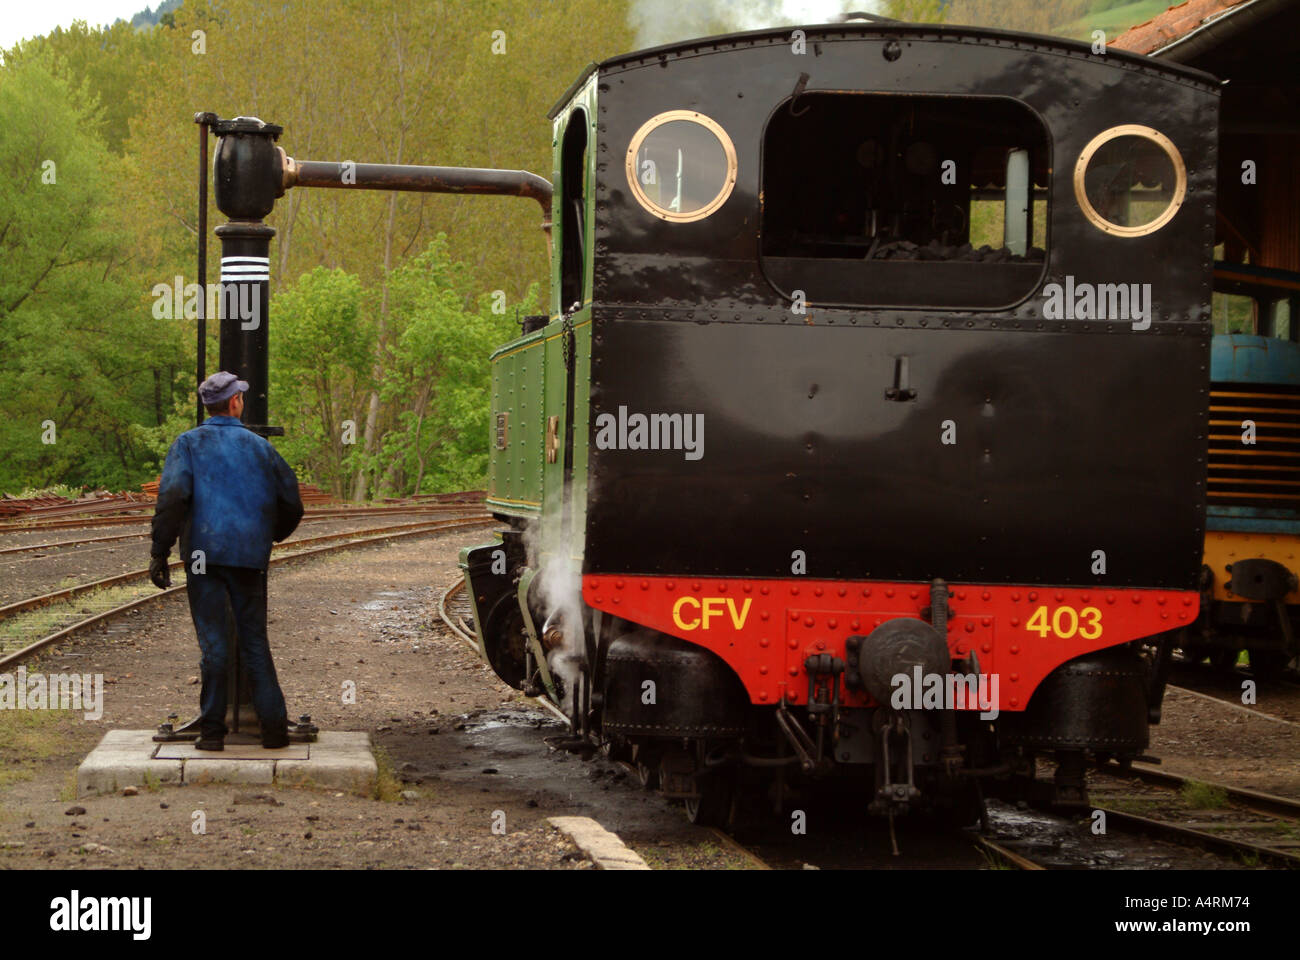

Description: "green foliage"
1212 293 1257 336
374 237 538 495
883 0 950 22
269 239 535 497
1059 0 1171 40
11 484 84 499
270 267 373 495
0 1 633 498
1 20 165 154
1180 781 1229 810
0 49 183 493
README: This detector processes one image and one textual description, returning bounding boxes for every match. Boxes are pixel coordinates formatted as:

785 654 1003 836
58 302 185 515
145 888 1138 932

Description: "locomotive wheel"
482 591 528 689
630 743 660 789
684 769 735 828
637 761 659 790
1178 643 1210 666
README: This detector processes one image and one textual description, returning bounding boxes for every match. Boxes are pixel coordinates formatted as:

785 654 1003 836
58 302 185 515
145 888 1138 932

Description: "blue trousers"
185 564 288 738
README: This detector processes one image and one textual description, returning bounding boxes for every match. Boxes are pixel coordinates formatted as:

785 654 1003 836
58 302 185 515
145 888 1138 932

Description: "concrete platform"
547 816 650 870
77 730 376 797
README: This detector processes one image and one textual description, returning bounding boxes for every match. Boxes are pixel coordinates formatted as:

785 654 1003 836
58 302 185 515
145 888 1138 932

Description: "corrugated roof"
1111 0 1253 55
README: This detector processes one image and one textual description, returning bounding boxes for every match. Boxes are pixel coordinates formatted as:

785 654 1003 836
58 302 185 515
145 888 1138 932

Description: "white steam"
628 0 881 49
523 513 588 722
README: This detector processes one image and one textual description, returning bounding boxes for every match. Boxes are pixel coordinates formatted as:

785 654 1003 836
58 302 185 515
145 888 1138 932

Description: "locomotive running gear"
150 415 304 570
187 564 288 740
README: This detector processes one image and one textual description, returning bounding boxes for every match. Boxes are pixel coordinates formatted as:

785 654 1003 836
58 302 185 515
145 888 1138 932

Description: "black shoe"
261 728 290 749
194 736 224 751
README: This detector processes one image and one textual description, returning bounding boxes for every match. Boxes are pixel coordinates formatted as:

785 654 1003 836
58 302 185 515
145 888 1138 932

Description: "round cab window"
1074 125 1186 237
625 111 737 222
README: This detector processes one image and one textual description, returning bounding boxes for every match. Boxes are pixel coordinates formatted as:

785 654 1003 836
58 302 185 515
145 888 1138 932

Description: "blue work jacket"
151 416 304 570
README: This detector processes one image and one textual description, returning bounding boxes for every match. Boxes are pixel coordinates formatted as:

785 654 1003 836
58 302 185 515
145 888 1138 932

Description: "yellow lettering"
726 597 752 629
702 597 726 629
675 596 754 631
672 596 700 631
1025 605 1104 641
1052 606 1079 638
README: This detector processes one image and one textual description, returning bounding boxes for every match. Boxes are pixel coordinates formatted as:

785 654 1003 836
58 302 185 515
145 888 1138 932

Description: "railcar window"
1212 293 1258 335
625 111 737 222
1074 125 1186 237
760 93 1049 309
560 109 589 311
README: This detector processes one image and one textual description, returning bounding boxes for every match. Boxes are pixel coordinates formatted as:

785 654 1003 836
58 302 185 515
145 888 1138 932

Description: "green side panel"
487 332 546 516
535 309 593 575
538 318 569 569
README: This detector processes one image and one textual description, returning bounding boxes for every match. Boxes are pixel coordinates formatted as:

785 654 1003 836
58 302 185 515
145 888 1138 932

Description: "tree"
269 267 374 496
0 50 177 491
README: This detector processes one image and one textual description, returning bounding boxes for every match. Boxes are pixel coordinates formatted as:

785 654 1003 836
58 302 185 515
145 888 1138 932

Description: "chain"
561 311 574 369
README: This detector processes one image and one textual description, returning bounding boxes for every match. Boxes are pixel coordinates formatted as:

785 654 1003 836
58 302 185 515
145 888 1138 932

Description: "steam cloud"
523 509 589 721
628 0 879 49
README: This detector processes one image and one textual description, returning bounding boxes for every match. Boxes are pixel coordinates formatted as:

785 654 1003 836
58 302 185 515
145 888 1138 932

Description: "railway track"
0 500 483 534
0 510 486 572
979 764 1300 870
0 516 500 669
437 574 479 647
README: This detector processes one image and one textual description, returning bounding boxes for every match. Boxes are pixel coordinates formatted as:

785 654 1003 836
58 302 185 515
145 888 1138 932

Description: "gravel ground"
0 529 744 870
1148 685 1300 799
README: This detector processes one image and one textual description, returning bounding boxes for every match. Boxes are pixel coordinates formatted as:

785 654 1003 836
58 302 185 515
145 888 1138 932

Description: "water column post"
212 116 284 439
211 117 286 738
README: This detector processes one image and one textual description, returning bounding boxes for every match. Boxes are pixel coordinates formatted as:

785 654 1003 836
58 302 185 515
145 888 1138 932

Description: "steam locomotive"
457 22 1222 826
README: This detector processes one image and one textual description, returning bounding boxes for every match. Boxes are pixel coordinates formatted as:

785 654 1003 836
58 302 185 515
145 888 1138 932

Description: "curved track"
436 575 574 729
0 517 499 669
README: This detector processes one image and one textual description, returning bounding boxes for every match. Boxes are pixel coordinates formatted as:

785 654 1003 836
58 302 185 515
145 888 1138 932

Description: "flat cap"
199 371 249 407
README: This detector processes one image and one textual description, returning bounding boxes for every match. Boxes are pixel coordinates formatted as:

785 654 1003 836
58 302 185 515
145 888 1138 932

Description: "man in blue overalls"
150 372 305 751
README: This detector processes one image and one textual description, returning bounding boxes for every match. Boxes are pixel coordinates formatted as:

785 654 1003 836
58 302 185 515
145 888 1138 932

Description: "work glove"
149 554 172 590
